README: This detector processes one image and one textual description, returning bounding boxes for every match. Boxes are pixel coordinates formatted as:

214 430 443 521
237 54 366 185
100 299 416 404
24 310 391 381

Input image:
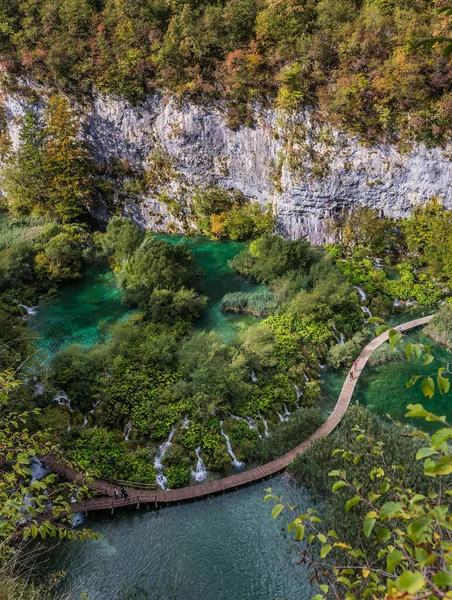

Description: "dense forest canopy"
0 0 450 143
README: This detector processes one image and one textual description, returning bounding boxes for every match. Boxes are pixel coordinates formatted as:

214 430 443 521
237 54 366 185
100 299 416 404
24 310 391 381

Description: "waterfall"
361 305 372 318
283 404 291 419
83 400 101 428
393 298 401 307
34 382 44 395
71 512 85 528
54 391 73 411
250 369 257 383
30 457 50 483
276 411 285 423
229 414 262 439
339 332 345 346
319 363 325 369
294 384 303 400
154 426 177 490
123 421 132 441
220 421 244 468
354 286 367 301
17 303 38 318
259 415 270 437
191 447 208 482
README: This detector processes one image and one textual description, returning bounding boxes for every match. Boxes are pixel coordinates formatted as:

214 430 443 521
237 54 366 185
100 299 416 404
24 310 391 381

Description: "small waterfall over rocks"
250 369 258 383
84 400 101 428
339 333 345 346
220 421 244 468
259 415 270 437
354 286 367 302
54 391 73 411
30 457 50 483
154 426 177 490
17 303 38 318
191 447 208 482
123 421 132 441
229 414 262 439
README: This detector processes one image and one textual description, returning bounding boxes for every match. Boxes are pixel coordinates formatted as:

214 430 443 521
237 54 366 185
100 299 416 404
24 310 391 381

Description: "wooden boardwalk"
43 315 433 514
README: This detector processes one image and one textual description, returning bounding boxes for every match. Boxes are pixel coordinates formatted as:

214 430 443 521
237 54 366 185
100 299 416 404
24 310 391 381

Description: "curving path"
43 315 433 514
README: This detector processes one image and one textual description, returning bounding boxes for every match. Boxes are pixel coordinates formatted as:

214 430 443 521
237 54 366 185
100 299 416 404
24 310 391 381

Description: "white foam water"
250 369 258 383
354 286 367 301
229 414 262 439
154 426 177 490
54 391 73 411
18 303 38 318
191 447 208 482
220 422 244 468
123 421 132 441
71 513 85 528
259 415 270 437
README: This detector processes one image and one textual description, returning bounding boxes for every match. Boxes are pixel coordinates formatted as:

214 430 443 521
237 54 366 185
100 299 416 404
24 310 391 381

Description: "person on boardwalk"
349 370 354 380
353 361 358 373
113 487 119 498
120 486 126 498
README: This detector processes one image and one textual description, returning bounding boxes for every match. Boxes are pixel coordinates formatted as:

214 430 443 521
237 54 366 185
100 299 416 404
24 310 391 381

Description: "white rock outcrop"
4 92 451 243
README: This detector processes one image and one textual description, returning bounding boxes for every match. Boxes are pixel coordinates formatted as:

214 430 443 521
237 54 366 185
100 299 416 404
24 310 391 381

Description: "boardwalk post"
111 500 114 515
136 495 140 509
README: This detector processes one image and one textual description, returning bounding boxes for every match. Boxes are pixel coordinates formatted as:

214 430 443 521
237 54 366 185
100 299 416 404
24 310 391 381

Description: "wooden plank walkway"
43 315 433 514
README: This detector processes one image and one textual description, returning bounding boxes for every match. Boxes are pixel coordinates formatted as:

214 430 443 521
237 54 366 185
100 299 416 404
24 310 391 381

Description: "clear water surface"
322 326 452 432
29 236 262 361
46 476 315 600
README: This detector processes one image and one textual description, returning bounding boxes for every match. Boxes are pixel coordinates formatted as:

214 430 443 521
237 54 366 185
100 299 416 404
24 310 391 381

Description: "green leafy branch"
266 417 452 599
371 319 451 400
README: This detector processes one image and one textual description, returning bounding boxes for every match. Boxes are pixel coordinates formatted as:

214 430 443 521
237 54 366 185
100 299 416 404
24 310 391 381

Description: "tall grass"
221 290 278 317
245 407 324 464
0 212 49 251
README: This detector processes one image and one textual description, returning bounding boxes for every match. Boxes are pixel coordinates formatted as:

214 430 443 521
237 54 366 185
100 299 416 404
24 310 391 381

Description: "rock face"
4 92 452 243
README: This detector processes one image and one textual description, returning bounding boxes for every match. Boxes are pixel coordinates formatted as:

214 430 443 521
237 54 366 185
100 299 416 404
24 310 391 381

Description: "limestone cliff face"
4 92 452 243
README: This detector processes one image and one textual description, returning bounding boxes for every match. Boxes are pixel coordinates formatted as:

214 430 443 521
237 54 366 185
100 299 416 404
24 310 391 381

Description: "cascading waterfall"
123 421 132 441
354 286 367 302
259 415 270 437
17 303 38 318
30 457 50 483
83 400 101 428
283 404 291 419
229 414 262 439
339 333 345 346
70 491 85 528
154 426 177 490
191 447 208 482
276 411 285 423
220 421 244 468
354 286 372 320
250 369 258 383
54 391 73 411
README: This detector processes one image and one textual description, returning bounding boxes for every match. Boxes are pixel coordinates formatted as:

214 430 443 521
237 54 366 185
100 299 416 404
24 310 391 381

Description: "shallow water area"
322 324 452 432
45 476 315 600
158 235 264 340
28 236 263 361
28 263 131 363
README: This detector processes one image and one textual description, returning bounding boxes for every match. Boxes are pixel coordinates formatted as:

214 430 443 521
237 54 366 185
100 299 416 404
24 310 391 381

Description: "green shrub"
166 465 190 489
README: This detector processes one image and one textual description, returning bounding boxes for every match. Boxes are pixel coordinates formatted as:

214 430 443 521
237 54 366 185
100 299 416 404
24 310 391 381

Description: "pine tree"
43 95 92 222
2 110 49 216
